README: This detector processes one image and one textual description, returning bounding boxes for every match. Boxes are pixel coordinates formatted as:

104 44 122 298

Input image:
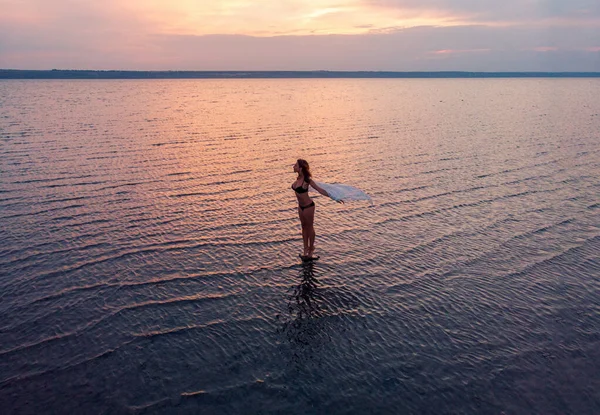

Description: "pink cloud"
532 46 558 52
431 48 491 54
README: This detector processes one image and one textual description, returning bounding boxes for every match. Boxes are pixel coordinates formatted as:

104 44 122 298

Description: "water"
1 79 599 414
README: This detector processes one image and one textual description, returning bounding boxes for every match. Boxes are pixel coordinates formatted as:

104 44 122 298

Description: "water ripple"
1 79 599 415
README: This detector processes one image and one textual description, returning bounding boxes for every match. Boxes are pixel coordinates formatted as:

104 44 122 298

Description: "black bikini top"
292 178 310 194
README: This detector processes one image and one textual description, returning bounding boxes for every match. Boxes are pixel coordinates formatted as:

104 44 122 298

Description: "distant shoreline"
2 69 600 79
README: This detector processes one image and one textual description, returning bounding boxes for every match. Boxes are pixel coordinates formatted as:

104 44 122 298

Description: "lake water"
1 79 599 414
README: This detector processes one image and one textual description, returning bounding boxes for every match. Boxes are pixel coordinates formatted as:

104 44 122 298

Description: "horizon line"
2 69 600 79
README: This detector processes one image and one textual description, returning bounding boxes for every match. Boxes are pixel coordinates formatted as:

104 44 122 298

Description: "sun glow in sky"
125 0 464 36
0 0 599 70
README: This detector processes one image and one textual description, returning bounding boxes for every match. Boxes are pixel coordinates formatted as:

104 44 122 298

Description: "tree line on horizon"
1 69 599 79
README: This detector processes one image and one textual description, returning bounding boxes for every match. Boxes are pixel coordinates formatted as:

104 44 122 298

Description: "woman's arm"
309 180 328 197
309 180 344 203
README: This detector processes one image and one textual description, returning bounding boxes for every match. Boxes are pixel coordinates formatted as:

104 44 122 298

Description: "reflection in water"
280 262 331 363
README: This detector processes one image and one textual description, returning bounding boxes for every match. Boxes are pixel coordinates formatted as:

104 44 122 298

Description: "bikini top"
292 178 310 194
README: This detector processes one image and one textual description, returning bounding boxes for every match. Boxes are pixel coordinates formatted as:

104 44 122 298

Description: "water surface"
1 79 599 414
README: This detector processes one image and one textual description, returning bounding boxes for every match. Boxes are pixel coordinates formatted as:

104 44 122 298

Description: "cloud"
0 0 166 68
361 0 600 24
3 24 593 71
0 0 599 70
531 46 559 52
430 49 491 54
148 24 600 71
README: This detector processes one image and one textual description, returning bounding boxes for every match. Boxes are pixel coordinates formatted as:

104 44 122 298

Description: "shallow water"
1 79 599 414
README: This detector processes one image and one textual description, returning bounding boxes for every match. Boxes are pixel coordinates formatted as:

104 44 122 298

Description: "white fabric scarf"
310 181 373 205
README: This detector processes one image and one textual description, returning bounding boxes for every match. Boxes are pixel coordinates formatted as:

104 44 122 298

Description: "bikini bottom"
299 201 315 211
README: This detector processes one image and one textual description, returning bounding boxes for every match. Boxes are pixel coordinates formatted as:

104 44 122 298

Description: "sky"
0 0 599 71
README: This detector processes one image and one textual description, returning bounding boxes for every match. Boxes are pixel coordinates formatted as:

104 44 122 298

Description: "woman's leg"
305 205 316 256
302 227 309 256
299 207 309 256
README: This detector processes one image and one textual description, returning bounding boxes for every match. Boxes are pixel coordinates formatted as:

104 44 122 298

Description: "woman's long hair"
297 159 312 182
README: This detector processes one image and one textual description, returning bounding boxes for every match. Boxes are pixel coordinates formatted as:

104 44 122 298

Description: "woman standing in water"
292 159 342 259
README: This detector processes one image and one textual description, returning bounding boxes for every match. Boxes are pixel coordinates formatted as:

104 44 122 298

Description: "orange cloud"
116 0 466 36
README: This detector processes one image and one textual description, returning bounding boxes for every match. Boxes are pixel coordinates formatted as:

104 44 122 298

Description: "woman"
292 159 342 260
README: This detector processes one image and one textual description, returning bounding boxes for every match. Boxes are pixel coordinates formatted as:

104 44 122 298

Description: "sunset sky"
1 0 599 71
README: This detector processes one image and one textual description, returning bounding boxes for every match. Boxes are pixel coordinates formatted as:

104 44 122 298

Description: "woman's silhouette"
291 159 342 260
